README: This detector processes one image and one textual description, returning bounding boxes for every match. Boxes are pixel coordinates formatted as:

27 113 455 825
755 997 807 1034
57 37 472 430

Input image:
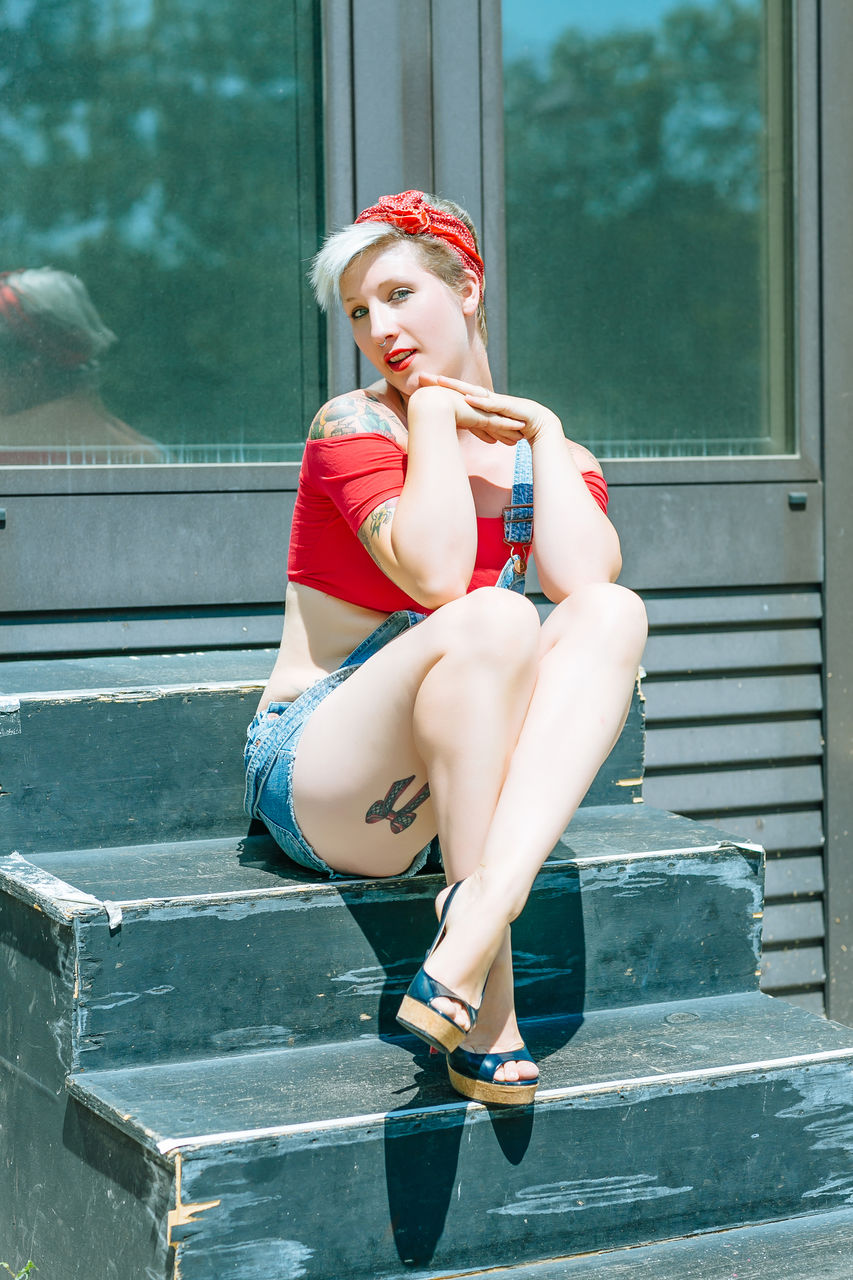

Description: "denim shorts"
243 610 439 879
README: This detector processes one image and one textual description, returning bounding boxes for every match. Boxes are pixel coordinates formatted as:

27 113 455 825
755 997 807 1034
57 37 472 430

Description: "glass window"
0 0 323 465
502 0 794 458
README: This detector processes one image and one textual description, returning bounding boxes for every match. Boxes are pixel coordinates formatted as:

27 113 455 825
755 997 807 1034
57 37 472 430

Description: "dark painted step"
0 807 762 1073
452 1208 853 1279
0 651 644 853
62 993 853 1280
0 650 271 854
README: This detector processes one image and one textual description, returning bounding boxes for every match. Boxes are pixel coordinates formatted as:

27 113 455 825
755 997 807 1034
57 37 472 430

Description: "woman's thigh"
290 619 445 876
291 589 539 877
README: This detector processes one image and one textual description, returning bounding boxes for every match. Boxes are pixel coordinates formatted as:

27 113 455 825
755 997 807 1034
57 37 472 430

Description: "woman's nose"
370 308 394 349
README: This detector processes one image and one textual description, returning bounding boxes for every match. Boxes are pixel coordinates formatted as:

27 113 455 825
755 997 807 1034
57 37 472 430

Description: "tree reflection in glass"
1 0 323 465
503 0 794 458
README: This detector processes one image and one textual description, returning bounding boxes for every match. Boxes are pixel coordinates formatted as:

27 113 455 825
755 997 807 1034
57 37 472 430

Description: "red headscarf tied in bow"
355 191 485 294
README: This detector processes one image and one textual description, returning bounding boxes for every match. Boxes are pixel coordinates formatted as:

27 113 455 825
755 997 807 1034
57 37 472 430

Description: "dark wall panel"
637 587 826 1013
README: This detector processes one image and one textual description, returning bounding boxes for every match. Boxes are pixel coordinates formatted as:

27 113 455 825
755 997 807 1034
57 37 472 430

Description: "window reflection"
503 0 794 458
0 268 163 463
1 0 323 465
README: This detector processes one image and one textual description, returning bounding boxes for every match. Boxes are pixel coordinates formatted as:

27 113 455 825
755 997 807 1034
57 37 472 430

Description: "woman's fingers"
419 372 491 398
417 373 562 445
419 373 535 427
414 374 532 441
461 411 527 443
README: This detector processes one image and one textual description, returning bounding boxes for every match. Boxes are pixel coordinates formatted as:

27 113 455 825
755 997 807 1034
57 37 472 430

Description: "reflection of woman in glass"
245 192 647 1104
0 268 160 463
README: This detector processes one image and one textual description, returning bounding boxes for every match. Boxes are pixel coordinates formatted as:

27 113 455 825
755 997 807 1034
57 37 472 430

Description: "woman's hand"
408 382 512 445
418 373 563 445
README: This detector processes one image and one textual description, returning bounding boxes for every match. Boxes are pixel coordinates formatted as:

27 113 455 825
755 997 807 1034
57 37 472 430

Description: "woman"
245 191 647 1105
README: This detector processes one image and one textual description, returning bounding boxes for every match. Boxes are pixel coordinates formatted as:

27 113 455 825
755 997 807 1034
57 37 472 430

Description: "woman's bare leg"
292 588 541 877
420 583 648 1050
291 589 541 1077
291 583 646 1080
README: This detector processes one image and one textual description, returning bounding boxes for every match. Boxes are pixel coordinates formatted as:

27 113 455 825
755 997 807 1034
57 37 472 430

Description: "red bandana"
355 191 485 293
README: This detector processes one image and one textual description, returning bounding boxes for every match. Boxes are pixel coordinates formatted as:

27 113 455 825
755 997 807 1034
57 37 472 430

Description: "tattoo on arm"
365 776 431 834
357 498 398 565
309 394 398 440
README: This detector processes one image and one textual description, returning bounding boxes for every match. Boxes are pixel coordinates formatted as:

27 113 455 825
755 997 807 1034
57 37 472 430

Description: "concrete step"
0 650 271 854
0 651 644 853
455 1208 853 1279
59 993 853 1279
1 807 762 1072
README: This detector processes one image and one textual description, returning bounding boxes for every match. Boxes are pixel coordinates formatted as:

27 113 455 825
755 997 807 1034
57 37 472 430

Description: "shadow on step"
238 820 590 1271
381 1022 589 1271
383 1054 542 1268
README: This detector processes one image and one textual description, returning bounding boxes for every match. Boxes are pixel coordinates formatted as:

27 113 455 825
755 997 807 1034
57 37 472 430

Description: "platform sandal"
446 1044 539 1106
396 881 481 1054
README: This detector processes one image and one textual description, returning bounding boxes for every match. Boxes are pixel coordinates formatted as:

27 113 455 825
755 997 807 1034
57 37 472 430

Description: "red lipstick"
385 348 415 371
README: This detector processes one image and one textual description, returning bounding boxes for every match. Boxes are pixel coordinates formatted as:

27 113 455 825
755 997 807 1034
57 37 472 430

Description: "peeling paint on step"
511 950 577 988
16 680 264 706
167 1152 221 1243
189 1238 314 1279
0 852 122 927
488 1173 693 1216
211 1026 294 1051
331 961 413 999
775 1063 853 1208
90 991 143 1011
0 696 21 735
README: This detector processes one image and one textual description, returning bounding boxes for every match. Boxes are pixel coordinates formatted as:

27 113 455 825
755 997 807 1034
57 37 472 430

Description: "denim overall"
243 440 534 877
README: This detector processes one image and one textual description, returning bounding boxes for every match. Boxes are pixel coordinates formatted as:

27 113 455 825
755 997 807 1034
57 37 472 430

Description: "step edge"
0 851 106 925
71 991 775 1072
12 838 758 916
16 679 265 705
66 1042 853 1159
106 839 743 910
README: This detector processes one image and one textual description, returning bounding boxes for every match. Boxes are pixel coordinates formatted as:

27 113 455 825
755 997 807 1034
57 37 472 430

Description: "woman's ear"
459 269 481 317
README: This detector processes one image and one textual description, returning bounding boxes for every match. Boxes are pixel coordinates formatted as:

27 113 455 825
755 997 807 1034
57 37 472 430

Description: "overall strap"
496 439 533 593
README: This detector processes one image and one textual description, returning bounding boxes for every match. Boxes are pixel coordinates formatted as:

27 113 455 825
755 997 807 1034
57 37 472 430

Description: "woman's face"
340 241 479 396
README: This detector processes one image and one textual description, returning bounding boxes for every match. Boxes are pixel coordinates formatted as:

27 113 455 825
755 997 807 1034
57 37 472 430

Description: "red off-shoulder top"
287 433 608 614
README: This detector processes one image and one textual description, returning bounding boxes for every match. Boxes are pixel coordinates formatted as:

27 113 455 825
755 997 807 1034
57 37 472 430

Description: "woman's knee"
445 587 541 666
553 582 647 658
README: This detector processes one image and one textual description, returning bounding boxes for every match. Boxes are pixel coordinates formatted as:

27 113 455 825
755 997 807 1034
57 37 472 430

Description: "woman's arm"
421 376 622 602
378 386 478 607
526 421 622 599
312 389 480 609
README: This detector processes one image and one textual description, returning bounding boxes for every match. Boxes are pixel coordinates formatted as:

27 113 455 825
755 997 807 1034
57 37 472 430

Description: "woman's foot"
428 883 538 1087
446 1043 538 1105
418 877 504 1031
396 881 485 1053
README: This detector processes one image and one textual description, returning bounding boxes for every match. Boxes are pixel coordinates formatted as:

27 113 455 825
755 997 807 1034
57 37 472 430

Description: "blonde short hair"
310 195 487 344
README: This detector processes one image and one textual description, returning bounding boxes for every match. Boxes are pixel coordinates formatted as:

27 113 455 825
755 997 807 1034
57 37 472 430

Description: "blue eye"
350 305 368 320
390 288 411 302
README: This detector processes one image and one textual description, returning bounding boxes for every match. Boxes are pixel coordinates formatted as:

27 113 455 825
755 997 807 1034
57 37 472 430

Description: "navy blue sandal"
447 1045 539 1106
396 882 481 1054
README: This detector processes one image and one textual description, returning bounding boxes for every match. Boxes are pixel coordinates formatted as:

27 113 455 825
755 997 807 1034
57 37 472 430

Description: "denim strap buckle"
502 502 534 553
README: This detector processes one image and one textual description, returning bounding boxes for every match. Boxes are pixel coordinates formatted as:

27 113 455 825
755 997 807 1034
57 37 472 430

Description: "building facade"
1 0 850 1019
